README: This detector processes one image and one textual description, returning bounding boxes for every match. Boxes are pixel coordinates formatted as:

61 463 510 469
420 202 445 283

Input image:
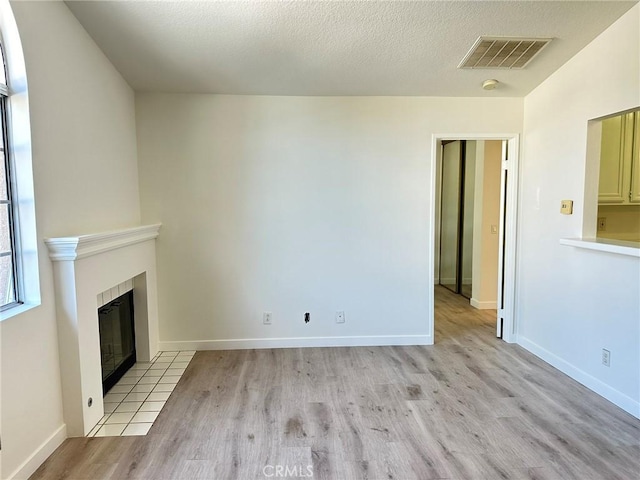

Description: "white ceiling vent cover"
458 37 552 69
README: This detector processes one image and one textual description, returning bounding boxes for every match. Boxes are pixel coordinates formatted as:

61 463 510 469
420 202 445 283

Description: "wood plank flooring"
30 287 640 479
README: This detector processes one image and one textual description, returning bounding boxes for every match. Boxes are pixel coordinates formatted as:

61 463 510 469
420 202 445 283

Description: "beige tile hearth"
87 350 195 437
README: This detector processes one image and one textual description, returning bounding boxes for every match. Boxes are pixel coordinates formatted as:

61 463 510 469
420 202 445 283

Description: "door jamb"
428 133 520 344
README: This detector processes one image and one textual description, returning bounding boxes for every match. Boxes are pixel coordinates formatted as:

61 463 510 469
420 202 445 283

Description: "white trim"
159 335 431 351
470 298 497 310
429 133 520 345
505 137 520 342
471 140 486 303
560 238 640 258
518 336 640 419
44 224 161 261
434 142 443 288
6 424 67 480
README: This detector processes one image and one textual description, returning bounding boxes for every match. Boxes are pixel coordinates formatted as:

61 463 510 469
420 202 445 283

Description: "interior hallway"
30 287 640 479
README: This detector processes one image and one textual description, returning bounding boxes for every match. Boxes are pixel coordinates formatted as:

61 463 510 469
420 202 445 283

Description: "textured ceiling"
64 1 637 97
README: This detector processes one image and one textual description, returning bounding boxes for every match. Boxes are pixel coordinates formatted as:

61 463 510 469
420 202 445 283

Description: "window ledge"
0 301 40 322
560 238 640 258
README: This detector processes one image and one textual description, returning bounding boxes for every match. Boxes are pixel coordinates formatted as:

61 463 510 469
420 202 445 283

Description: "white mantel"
45 224 161 261
45 224 161 436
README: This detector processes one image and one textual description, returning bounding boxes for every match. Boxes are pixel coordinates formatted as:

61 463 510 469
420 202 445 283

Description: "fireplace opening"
99 290 136 395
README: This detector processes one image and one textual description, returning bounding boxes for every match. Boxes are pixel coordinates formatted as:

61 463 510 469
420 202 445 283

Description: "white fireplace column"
45 224 161 436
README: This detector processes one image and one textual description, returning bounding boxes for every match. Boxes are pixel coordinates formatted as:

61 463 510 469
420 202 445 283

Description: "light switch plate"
560 200 573 215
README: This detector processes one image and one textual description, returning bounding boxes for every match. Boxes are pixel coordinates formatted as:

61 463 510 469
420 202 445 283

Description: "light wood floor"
31 287 640 479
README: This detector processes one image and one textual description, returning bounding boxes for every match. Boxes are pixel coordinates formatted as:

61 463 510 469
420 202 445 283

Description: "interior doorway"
429 134 520 344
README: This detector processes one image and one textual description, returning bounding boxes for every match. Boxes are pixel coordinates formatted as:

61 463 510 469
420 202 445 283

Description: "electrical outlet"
304 312 310 323
602 348 611 367
263 312 272 325
336 311 345 323
597 217 607 231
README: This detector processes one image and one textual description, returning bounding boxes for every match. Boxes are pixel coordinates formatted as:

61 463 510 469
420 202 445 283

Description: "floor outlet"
263 312 272 325
602 348 610 367
336 311 345 323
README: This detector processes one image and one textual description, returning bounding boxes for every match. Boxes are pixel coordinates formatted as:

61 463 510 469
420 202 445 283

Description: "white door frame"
428 133 520 344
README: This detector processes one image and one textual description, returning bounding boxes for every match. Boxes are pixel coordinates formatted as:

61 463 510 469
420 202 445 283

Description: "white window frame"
0 69 20 309
0 0 40 320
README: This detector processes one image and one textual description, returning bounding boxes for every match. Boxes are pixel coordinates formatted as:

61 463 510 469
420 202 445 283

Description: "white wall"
0 2 140 478
136 94 522 349
471 140 501 308
518 4 640 416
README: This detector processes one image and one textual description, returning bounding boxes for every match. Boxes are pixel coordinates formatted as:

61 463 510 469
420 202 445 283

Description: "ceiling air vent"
458 37 552 69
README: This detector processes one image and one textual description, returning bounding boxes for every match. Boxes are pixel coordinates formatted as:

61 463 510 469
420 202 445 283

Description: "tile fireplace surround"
45 224 161 437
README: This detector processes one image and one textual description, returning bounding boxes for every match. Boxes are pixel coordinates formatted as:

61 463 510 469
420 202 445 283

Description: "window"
0 1 40 319
0 43 19 309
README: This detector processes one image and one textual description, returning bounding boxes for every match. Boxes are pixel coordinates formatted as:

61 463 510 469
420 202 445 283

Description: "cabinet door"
630 112 640 204
598 115 626 203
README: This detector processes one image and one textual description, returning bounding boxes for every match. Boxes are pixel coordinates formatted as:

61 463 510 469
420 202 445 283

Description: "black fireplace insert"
99 290 136 395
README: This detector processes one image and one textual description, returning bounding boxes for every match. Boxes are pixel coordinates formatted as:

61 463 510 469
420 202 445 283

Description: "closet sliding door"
439 141 462 293
438 140 476 298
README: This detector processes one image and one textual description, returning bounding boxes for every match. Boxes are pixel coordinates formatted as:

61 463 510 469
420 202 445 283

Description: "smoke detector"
459 36 552 69
482 79 499 90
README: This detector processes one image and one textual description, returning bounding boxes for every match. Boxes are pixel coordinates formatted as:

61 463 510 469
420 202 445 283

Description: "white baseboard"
518 336 640 419
470 298 497 309
7 424 66 480
159 334 432 351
